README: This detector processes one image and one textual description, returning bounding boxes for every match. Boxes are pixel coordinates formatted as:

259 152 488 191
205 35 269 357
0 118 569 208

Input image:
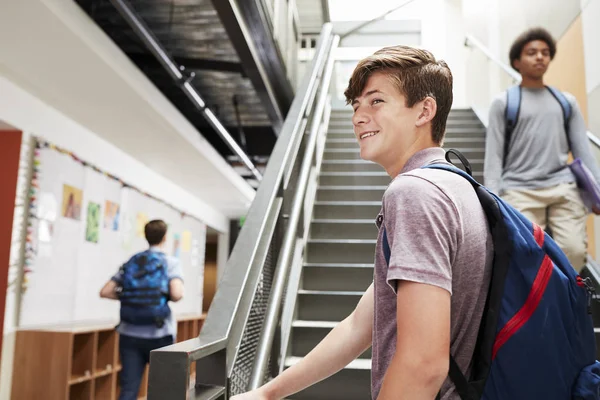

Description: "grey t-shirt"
372 147 493 399
484 87 600 195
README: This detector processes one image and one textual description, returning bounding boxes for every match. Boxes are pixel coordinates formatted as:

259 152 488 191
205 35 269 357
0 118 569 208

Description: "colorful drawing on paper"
85 202 101 243
173 233 181 259
104 201 120 231
61 184 83 220
181 231 192 252
136 212 148 238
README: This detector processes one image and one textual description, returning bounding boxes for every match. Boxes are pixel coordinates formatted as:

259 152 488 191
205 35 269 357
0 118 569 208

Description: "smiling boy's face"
351 72 421 170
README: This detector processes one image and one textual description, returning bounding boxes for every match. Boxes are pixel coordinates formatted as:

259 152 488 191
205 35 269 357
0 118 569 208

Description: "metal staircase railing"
147 23 339 400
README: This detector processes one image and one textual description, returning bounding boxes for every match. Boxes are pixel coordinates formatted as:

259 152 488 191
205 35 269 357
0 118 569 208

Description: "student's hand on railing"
593 206 600 215
230 389 270 400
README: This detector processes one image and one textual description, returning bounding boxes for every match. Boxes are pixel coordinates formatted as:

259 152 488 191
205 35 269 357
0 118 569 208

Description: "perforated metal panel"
229 229 280 395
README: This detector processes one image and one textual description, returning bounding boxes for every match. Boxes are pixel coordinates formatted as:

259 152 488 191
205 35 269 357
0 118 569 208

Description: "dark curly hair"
509 27 556 71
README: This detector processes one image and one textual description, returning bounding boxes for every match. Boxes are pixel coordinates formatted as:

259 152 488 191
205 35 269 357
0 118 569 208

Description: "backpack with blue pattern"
117 250 171 328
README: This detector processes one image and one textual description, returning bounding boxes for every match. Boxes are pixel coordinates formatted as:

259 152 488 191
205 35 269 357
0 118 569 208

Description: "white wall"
326 0 469 109
0 76 230 399
582 0 600 95
0 77 229 232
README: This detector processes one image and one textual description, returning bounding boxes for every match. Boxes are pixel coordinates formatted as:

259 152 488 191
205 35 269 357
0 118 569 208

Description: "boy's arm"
484 97 507 195
568 98 600 185
377 176 457 399
377 281 450 399
232 284 374 400
100 279 119 300
169 278 184 302
167 257 184 302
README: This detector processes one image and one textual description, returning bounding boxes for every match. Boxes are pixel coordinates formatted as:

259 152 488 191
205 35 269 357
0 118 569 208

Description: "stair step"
302 265 373 291
311 219 378 240
316 186 385 202
326 127 485 135
319 172 390 186
307 239 377 245
324 147 485 160
324 136 485 148
297 289 366 320
321 160 383 172
306 240 376 264
303 262 374 268
312 200 381 219
297 289 365 296
291 323 372 359
286 368 371 400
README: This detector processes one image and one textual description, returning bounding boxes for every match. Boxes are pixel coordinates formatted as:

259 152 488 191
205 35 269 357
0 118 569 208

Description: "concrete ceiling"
0 0 255 218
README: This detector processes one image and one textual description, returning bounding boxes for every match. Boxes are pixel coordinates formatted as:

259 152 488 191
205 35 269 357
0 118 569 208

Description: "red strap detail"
492 252 554 359
533 223 544 247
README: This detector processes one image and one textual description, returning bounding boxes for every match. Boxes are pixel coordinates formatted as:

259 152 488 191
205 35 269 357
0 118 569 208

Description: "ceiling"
74 0 280 186
0 0 257 225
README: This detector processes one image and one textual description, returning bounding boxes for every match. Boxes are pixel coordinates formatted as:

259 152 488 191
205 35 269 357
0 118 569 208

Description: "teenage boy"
100 219 184 400
231 45 493 400
484 27 600 272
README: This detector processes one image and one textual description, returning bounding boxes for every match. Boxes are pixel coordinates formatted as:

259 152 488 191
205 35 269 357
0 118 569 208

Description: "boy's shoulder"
385 167 470 207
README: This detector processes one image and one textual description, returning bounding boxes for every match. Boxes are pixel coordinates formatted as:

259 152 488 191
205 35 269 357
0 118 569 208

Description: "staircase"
285 108 486 400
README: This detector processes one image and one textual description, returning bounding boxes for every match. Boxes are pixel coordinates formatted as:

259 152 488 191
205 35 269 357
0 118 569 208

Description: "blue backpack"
382 151 600 399
503 85 572 167
117 250 171 327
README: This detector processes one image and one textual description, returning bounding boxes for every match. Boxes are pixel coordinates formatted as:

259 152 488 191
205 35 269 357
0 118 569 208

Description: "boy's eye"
372 99 383 105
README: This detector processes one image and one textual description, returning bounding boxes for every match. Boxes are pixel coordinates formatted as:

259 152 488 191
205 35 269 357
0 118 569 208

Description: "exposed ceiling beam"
211 0 295 135
128 53 246 75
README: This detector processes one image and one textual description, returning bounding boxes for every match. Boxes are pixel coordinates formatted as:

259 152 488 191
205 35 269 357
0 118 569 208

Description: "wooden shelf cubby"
11 314 206 400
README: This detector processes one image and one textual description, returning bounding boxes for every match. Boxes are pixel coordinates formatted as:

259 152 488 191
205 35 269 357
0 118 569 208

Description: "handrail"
147 23 337 400
464 34 521 84
588 131 600 149
464 33 600 150
248 34 340 390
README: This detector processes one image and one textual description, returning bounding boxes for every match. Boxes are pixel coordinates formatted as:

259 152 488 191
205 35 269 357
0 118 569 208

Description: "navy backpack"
117 250 171 328
382 151 600 399
503 85 572 167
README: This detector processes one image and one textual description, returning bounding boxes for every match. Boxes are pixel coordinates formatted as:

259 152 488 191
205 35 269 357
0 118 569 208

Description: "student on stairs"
483 27 600 272
231 45 493 400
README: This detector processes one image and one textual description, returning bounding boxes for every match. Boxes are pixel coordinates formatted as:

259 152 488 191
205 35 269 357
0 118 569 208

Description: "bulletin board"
19 139 206 328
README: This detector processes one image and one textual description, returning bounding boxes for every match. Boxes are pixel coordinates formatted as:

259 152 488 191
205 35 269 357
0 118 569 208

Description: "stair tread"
298 289 365 296
318 185 387 190
314 200 381 205
320 171 387 176
303 262 374 268
307 238 377 244
285 356 371 370
326 147 484 152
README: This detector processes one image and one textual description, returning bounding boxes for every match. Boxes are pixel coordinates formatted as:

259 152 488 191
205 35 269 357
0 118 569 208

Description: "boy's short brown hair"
344 45 453 145
145 220 168 246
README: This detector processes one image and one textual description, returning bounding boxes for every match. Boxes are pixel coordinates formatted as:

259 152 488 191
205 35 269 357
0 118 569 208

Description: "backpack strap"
381 223 470 400
546 85 572 149
446 149 473 177
504 85 521 168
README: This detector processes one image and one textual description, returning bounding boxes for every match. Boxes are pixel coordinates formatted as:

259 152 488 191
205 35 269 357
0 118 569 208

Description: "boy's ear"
415 97 437 128
513 58 521 72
